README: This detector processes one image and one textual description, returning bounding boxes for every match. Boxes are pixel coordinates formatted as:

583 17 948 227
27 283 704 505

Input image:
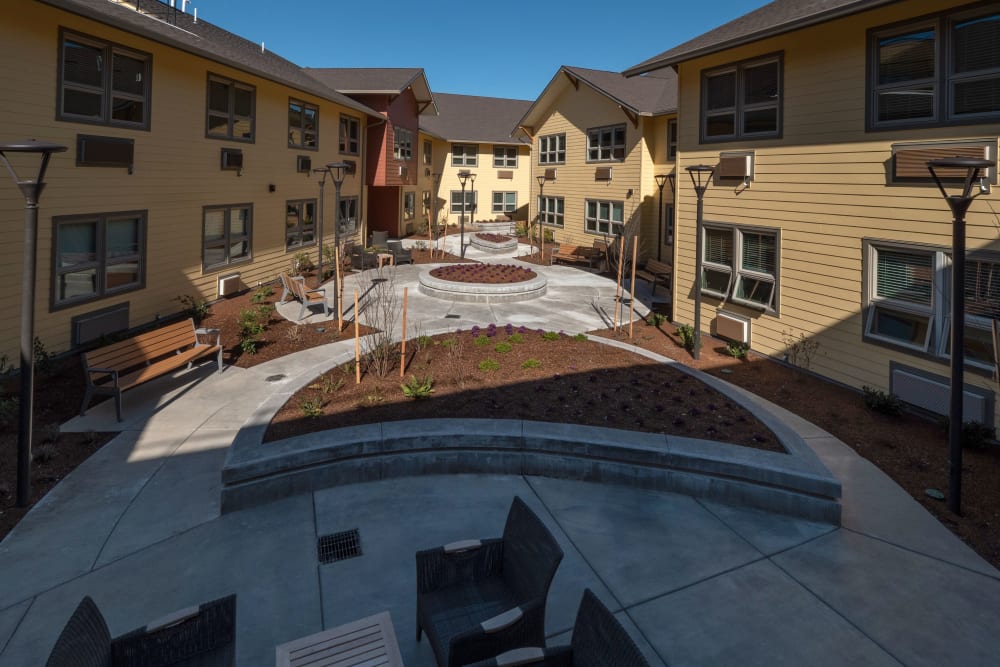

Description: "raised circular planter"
418 266 547 303
471 233 518 254
473 220 516 234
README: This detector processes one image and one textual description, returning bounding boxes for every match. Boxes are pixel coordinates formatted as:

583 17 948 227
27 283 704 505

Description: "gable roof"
39 0 381 118
304 68 438 115
624 0 903 75
514 65 677 138
420 93 532 145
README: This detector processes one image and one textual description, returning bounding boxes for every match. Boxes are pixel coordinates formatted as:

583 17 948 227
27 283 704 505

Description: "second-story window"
59 31 151 129
539 134 566 164
394 127 413 160
667 119 678 160
587 124 626 161
207 74 255 141
702 55 781 141
339 115 360 154
288 99 318 150
424 140 433 165
452 143 478 167
493 146 517 168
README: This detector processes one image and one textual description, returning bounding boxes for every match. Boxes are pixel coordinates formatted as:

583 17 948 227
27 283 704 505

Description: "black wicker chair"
416 496 564 667
467 589 649 667
387 240 413 265
46 594 236 667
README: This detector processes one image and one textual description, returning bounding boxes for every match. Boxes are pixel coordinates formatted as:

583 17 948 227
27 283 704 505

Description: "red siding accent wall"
368 186 400 236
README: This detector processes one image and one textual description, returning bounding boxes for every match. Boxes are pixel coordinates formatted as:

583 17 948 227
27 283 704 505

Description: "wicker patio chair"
467 589 649 667
416 496 564 667
370 230 389 251
46 594 237 667
387 240 413 265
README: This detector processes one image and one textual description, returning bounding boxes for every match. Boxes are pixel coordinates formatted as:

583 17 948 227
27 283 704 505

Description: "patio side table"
275 611 403 666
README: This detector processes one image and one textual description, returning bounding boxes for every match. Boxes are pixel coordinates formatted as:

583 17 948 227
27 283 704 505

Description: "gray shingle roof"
562 66 677 115
41 0 381 117
420 93 532 145
624 0 902 75
304 68 438 115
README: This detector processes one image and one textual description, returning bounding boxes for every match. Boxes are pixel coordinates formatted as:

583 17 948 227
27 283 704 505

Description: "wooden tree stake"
629 240 638 338
400 287 408 377
354 290 361 385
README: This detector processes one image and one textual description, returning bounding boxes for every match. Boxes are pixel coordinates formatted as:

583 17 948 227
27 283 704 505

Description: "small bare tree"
358 268 401 377
605 214 645 278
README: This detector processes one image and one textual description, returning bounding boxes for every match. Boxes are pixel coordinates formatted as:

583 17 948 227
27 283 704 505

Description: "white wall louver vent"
218 273 241 298
891 366 992 425
715 311 750 344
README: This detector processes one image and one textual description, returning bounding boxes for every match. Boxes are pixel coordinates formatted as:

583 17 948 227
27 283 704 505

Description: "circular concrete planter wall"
418 269 547 303
470 234 518 254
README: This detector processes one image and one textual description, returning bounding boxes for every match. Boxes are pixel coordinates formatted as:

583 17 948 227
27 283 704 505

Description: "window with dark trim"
667 119 678 160
584 200 624 235
587 124 626 162
52 211 145 308
394 127 413 160
701 55 782 141
539 134 566 164
404 192 416 220
422 190 431 216
59 31 151 129
539 196 564 227
452 143 478 167
450 190 477 213
424 140 433 165
339 197 359 234
869 5 1000 129
207 74 255 141
493 146 517 168
203 204 252 270
702 225 779 312
288 99 318 149
339 115 360 155
492 191 517 214
285 199 316 250
665 204 675 244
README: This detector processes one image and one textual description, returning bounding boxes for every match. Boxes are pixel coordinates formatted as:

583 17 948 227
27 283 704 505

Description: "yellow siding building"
627 0 1000 425
0 0 380 363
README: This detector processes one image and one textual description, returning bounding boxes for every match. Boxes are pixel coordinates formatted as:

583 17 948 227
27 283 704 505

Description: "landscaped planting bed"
428 264 536 284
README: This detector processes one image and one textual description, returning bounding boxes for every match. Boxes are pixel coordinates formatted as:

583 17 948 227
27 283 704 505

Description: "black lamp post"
328 162 350 312
654 174 670 261
927 156 995 516
312 166 329 286
686 164 716 361
431 172 441 256
0 140 67 508
457 169 474 258
536 175 547 257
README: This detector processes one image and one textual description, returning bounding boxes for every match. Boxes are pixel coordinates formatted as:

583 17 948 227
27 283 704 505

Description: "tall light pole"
927 156 995 516
654 174 670 261
431 172 441 258
457 170 473 258
536 174 548 259
312 167 328 287
686 164 715 360
0 140 67 507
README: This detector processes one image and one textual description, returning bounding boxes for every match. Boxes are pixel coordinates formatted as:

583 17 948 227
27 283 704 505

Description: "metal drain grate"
264 374 286 383
318 528 362 564
445 314 461 319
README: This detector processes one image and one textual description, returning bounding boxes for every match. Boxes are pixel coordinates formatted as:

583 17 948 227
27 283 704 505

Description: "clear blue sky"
190 0 771 101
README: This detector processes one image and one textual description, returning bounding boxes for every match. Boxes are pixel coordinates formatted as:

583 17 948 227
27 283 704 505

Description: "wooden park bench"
551 244 602 269
635 258 673 290
279 272 329 320
80 318 223 421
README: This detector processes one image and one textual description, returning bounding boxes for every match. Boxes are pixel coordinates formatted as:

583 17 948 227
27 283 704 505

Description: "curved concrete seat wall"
221 418 841 524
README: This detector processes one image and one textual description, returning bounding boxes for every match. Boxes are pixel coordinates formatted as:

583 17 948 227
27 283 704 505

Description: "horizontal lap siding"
0 4 365 362
671 0 999 415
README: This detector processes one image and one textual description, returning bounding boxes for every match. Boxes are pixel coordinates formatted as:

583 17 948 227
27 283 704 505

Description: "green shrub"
478 359 500 371
572 333 587 342
521 359 542 369
646 312 667 327
0 397 18 427
676 324 699 352
726 341 750 359
293 251 315 274
862 386 903 416
474 334 490 347
541 331 560 341
940 418 997 449
237 305 271 355
251 284 274 303
417 335 433 350
175 295 211 324
300 397 324 418
508 333 524 344
401 375 435 399
494 342 513 354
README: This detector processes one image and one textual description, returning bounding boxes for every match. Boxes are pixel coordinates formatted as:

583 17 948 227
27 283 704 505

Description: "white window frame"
394 127 413 160
452 143 478 167
538 134 566 164
493 145 518 168
450 190 478 214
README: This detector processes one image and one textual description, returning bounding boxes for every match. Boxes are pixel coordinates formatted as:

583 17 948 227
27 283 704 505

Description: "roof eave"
623 0 902 76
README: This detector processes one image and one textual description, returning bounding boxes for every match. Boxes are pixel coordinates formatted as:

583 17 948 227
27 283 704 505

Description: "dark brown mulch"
265 327 783 452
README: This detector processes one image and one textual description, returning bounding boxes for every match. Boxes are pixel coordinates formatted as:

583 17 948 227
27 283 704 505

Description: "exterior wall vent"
71 303 129 347
890 363 994 426
497 170 514 180
76 135 135 173
715 310 750 344
543 168 557 181
218 273 241 298
398 165 408 179
718 152 754 184
595 166 613 182
892 140 995 186
296 155 311 173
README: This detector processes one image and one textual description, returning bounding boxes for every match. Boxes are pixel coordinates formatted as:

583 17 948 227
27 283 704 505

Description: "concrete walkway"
1 258 998 665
